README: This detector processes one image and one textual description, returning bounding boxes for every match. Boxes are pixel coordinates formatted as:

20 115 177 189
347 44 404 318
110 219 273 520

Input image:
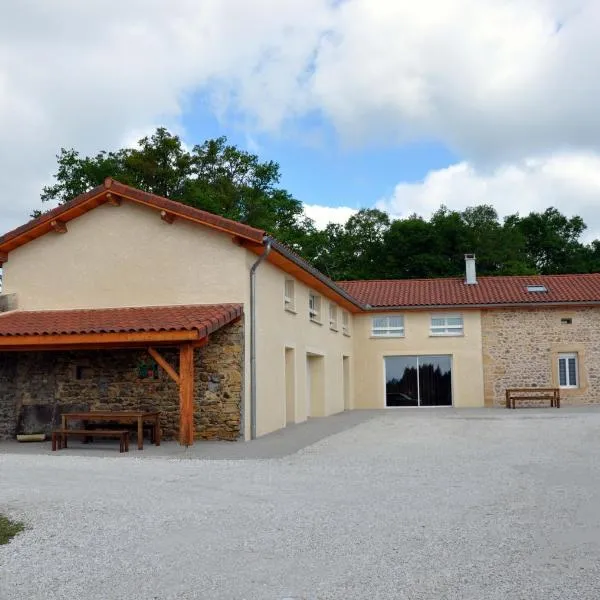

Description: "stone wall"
481 307 600 407
0 319 244 441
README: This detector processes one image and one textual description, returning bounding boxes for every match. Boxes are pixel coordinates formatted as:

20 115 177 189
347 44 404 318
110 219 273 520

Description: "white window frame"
329 303 338 331
309 293 321 323
430 314 464 336
284 279 295 313
558 353 578 388
342 312 350 336
371 315 405 338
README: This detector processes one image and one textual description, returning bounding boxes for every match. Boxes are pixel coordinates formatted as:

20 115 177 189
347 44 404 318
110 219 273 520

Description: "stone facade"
481 307 600 407
0 319 244 441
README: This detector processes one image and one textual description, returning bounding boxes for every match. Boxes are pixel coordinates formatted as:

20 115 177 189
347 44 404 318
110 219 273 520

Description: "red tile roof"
0 304 242 337
338 274 600 308
0 178 265 253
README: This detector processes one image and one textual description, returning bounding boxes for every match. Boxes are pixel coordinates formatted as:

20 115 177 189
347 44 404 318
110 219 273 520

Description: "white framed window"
309 293 321 322
372 315 405 337
558 353 578 388
329 303 338 331
284 279 295 312
430 314 464 336
342 311 350 336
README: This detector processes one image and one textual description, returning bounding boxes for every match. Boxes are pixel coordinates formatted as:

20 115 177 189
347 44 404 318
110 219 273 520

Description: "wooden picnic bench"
505 388 560 409
61 411 161 450
52 429 130 453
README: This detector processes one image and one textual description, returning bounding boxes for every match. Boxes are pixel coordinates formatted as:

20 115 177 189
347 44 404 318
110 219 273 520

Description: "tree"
39 128 313 247
309 209 390 280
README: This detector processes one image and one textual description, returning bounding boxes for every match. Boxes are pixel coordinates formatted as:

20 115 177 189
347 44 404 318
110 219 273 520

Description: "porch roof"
0 303 243 349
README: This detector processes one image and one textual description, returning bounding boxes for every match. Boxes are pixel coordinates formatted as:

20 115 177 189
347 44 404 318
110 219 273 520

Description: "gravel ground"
2 409 600 600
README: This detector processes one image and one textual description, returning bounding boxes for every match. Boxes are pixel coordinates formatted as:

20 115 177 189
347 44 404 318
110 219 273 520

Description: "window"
284 279 295 312
526 285 548 293
309 293 321 322
430 314 464 336
561 318 572 325
342 312 350 336
372 315 404 337
558 353 578 388
329 303 338 331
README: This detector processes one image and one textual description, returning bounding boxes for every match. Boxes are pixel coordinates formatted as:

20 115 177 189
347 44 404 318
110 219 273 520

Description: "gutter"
249 237 272 440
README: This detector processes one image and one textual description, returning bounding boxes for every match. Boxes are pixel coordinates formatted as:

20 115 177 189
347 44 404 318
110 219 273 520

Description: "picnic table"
61 411 161 450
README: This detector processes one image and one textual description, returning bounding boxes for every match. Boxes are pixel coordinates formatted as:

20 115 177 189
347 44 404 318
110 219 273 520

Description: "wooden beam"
0 329 199 349
50 220 67 233
147 346 180 384
160 210 175 224
0 251 7 263
191 337 209 349
179 343 195 446
106 192 122 206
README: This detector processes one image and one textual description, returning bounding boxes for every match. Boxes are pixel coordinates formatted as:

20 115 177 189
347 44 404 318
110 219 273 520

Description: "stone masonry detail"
481 307 600 407
0 319 244 441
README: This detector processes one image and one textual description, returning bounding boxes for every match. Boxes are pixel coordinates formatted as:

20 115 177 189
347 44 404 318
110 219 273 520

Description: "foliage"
38 127 600 280
0 514 24 545
40 128 311 246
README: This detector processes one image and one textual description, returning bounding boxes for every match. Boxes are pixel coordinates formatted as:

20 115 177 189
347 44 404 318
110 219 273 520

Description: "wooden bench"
505 388 560 409
52 429 130 453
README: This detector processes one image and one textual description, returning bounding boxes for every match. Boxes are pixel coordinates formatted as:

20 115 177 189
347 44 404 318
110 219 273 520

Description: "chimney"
464 254 477 285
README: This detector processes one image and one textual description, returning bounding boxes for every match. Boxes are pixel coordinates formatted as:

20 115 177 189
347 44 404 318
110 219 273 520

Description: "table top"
62 411 160 418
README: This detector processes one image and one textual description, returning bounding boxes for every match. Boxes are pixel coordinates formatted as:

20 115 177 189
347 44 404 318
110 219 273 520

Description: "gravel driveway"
2 408 600 600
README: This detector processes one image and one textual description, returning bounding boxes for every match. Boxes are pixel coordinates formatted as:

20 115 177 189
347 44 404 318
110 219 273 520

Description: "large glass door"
385 355 452 407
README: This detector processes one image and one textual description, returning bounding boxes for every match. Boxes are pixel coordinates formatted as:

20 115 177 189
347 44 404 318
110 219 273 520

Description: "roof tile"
338 274 600 308
0 304 243 337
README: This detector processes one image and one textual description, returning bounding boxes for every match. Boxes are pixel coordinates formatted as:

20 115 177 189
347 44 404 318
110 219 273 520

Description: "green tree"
39 128 312 246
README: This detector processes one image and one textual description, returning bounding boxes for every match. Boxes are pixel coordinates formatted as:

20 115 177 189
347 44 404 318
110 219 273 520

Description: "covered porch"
0 304 244 446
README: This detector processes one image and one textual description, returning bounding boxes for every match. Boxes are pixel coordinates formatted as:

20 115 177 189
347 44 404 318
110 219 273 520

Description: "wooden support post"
147 347 180 384
179 343 194 446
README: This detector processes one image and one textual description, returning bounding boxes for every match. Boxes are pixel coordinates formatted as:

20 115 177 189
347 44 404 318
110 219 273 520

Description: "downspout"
249 236 272 439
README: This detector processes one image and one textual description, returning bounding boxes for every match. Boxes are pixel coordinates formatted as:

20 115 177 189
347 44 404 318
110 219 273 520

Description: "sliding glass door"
385 355 452 407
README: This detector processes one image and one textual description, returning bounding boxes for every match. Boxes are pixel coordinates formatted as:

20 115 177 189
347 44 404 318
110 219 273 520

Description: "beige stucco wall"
481 307 600 406
252 259 354 437
2 202 248 309
352 309 484 408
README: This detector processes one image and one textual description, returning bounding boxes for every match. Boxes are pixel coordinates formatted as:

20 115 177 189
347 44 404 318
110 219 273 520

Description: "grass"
0 514 25 545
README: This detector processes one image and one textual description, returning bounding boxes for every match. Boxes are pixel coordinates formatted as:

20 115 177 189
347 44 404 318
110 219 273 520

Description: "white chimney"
465 254 477 285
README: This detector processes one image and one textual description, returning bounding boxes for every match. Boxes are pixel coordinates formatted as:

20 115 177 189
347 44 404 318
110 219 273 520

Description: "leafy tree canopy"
38 127 600 280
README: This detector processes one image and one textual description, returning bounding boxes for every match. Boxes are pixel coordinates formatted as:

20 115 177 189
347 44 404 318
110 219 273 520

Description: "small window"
342 312 350 336
561 318 572 325
329 303 338 331
526 285 547 293
430 314 464 336
309 293 321 322
284 279 295 312
372 315 404 337
558 353 578 388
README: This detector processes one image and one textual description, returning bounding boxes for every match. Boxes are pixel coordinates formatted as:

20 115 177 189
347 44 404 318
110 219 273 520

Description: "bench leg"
52 433 57 451
124 433 129 453
63 433 68 448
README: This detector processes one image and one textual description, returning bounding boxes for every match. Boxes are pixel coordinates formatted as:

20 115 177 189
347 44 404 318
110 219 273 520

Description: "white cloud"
1 0 600 234
377 152 600 240
303 204 357 229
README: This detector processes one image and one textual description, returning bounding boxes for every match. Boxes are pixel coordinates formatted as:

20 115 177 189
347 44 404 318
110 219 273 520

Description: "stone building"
0 180 599 445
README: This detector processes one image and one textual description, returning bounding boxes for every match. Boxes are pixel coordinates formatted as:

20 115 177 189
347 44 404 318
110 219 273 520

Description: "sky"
2 1 600 236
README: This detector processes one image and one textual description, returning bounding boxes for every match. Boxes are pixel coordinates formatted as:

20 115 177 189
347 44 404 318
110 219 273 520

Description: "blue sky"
184 94 457 213
2 1 600 235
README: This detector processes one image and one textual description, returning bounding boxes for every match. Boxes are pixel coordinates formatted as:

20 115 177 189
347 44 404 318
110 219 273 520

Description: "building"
0 180 599 443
